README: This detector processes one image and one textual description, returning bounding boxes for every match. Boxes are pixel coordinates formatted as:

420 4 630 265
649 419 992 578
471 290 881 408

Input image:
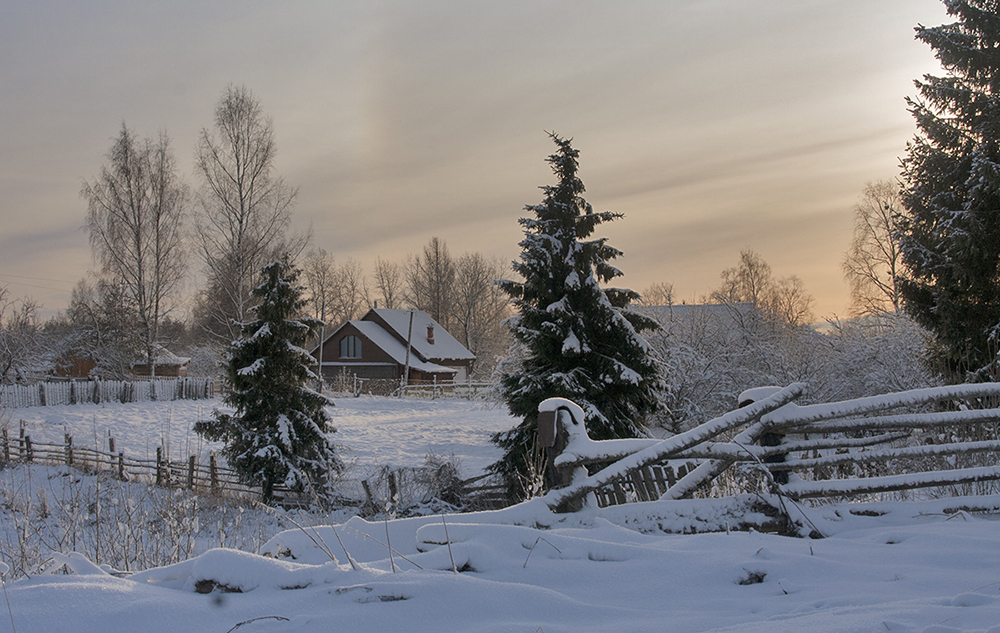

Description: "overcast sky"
0 1 950 320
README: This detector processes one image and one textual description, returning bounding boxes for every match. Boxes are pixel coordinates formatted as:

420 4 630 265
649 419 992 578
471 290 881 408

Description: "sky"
0 0 952 320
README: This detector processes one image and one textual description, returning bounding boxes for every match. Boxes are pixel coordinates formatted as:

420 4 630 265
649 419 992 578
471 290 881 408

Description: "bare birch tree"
0 288 43 384
714 249 814 327
372 257 403 309
81 124 187 376
842 180 904 316
405 237 455 329
450 252 511 378
329 257 370 324
194 84 299 341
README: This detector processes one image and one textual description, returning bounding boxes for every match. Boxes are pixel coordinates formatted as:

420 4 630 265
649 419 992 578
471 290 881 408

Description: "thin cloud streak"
0 0 949 319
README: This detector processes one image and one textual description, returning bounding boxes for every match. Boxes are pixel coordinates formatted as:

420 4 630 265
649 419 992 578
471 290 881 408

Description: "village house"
310 308 475 385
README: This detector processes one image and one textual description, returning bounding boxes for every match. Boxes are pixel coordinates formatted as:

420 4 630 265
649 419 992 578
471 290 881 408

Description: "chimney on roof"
426 324 435 344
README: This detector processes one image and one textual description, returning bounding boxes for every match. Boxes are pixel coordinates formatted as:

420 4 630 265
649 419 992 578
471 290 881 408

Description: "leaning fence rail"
0 378 216 409
539 382 1000 514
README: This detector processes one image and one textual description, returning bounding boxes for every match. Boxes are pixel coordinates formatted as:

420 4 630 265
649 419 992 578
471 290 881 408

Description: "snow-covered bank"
6 498 1000 633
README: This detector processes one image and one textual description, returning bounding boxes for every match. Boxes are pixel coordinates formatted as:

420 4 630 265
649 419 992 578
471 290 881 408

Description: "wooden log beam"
781 465 1000 499
543 383 806 513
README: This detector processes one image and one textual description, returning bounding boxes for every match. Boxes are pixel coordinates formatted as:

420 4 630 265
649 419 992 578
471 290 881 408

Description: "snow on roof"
351 321 457 375
134 344 190 366
366 309 475 361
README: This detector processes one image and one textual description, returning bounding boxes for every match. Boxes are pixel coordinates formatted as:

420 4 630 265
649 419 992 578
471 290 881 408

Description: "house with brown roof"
311 308 475 384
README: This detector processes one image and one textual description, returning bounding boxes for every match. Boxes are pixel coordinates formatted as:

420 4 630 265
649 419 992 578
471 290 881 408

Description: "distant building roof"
350 321 456 375
364 309 476 362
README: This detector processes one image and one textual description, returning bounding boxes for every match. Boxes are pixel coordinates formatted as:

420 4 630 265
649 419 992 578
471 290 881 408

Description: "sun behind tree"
195 255 339 503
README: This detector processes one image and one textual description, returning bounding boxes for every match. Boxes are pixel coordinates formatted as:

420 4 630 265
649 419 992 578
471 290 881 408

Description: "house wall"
318 323 397 365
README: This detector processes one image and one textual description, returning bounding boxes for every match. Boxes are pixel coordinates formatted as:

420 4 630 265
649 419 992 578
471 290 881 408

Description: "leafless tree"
81 124 187 376
637 281 675 307
450 252 511 378
372 257 403 309
63 277 143 379
770 275 814 327
0 288 43 384
842 180 904 316
194 84 300 341
301 249 336 371
405 237 455 329
714 248 814 327
329 257 370 325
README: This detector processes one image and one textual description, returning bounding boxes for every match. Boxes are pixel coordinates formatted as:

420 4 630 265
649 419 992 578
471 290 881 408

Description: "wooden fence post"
187 455 196 490
64 433 73 467
118 452 125 481
388 471 399 512
108 436 115 454
23 436 32 463
209 453 219 492
361 479 376 513
156 446 163 485
1 428 8 463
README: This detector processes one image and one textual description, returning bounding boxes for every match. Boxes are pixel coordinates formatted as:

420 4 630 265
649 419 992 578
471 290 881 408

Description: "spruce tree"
490 133 661 500
195 255 339 503
898 1 1000 380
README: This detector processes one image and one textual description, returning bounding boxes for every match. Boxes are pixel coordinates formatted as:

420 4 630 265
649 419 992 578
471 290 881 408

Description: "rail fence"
542 382 1000 515
0 378 217 409
0 422 499 512
0 424 269 499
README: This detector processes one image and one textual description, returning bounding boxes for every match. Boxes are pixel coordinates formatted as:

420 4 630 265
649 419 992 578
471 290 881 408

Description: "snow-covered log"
660 418 776 501
543 383 806 512
780 407 1000 434
764 382 1000 427
750 432 909 458
780 465 1000 499
773 439 1000 472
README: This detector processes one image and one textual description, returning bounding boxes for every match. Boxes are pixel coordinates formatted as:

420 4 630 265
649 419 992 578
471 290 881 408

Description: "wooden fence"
0 425 290 502
0 423 494 512
542 383 1000 513
0 378 216 409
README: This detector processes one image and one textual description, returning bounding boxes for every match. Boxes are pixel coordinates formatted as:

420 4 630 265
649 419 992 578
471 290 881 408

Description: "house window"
340 335 362 359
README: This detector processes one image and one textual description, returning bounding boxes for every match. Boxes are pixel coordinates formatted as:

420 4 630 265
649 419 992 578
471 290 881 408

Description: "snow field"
6 502 1000 632
2 397 1000 631
4 395 515 480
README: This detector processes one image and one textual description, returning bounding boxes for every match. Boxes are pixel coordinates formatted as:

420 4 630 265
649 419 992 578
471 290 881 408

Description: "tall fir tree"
490 133 661 500
195 255 339 503
898 1 1000 381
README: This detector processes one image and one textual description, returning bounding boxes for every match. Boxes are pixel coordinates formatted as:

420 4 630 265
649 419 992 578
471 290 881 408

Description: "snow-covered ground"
4 395 515 479
2 397 1000 632
4 498 1000 633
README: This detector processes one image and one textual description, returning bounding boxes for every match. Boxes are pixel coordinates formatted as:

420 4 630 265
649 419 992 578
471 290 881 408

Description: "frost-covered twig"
523 537 561 568
226 615 289 632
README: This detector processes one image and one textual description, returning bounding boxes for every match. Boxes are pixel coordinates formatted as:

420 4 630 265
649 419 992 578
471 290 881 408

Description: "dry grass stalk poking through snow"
0 464 325 579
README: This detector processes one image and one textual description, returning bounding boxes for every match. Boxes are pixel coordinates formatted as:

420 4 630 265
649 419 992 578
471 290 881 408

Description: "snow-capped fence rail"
0 378 215 409
540 382 1000 513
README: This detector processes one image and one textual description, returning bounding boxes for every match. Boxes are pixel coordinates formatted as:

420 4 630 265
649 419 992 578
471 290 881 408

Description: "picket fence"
0 378 216 409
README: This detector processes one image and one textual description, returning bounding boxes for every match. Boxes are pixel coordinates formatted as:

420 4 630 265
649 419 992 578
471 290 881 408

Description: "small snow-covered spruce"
195 255 339 504
897 0 1000 381
490 133 662 501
